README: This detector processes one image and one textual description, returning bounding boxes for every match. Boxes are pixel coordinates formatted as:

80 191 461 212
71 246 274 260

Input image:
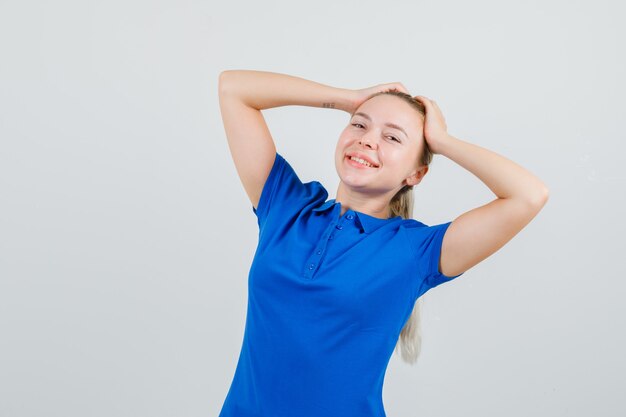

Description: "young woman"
217 69 549 417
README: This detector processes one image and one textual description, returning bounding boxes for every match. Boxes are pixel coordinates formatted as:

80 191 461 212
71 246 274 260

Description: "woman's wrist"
324 87 357 114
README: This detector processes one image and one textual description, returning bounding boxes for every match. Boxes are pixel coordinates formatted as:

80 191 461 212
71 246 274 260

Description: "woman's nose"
359 134 378 149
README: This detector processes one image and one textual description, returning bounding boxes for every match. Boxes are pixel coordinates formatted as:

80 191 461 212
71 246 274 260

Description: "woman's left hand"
413 95 453 155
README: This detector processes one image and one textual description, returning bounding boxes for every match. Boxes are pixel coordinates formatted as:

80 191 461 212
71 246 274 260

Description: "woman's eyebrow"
353 112 408 138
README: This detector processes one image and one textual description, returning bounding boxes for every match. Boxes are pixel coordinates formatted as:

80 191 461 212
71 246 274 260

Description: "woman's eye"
352 123 400 143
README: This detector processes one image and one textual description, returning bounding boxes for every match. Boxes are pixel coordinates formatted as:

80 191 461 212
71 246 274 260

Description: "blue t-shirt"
218 152 464 417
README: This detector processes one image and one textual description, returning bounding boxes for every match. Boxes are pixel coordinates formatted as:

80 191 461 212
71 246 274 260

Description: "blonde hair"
353 91 434 364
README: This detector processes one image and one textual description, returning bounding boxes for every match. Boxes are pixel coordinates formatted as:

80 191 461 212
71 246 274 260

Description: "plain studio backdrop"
1 0 624 416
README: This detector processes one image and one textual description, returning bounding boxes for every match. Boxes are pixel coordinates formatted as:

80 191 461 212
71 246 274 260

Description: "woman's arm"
219 69 355 112
413 96 549 278
438 134 549 277
218 70 354 209
440 134 549 203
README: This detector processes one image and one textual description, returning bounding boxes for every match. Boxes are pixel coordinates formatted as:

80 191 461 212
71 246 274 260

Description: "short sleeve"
404 220 464 292
251 152 326 231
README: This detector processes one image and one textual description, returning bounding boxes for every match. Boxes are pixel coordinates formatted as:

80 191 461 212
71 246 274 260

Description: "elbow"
218 70 235 96
529 186 550 209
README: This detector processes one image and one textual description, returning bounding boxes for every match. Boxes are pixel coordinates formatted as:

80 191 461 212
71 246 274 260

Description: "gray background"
1 0 624 416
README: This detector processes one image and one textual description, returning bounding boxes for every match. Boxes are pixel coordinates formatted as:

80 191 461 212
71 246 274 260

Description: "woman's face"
334 94 427 197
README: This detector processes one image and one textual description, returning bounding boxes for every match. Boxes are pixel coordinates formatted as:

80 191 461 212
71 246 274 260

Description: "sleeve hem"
252 152 282 224
427 221 464 285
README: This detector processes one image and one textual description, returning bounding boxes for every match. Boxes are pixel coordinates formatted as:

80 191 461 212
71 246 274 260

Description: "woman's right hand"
342 82 411 115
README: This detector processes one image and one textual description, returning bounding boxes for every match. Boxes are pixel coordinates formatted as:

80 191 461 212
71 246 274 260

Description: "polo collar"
312 199 401 234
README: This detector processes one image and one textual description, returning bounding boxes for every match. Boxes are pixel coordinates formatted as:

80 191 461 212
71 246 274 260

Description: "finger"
428 99 440 109
414 95 431 106
391 83 409 94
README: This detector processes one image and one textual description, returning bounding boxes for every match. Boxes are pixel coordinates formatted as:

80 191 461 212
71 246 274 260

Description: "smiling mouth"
345 155 379 168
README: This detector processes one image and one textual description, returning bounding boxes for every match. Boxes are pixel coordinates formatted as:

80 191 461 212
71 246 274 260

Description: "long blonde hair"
354 90 433 364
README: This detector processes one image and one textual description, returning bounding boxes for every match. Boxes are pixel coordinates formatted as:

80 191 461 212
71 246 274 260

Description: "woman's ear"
405 166 428 186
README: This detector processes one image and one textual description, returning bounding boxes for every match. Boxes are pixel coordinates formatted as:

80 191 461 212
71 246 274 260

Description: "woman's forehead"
354 97 422 136
358 96 419 121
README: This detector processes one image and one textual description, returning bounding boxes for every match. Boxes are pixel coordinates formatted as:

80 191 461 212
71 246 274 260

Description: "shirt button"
309 263 315 269
316 250 322 255
336 225 343 230
347 214 354 220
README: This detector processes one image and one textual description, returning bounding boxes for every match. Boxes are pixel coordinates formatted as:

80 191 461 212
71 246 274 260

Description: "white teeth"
349 156 375 167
